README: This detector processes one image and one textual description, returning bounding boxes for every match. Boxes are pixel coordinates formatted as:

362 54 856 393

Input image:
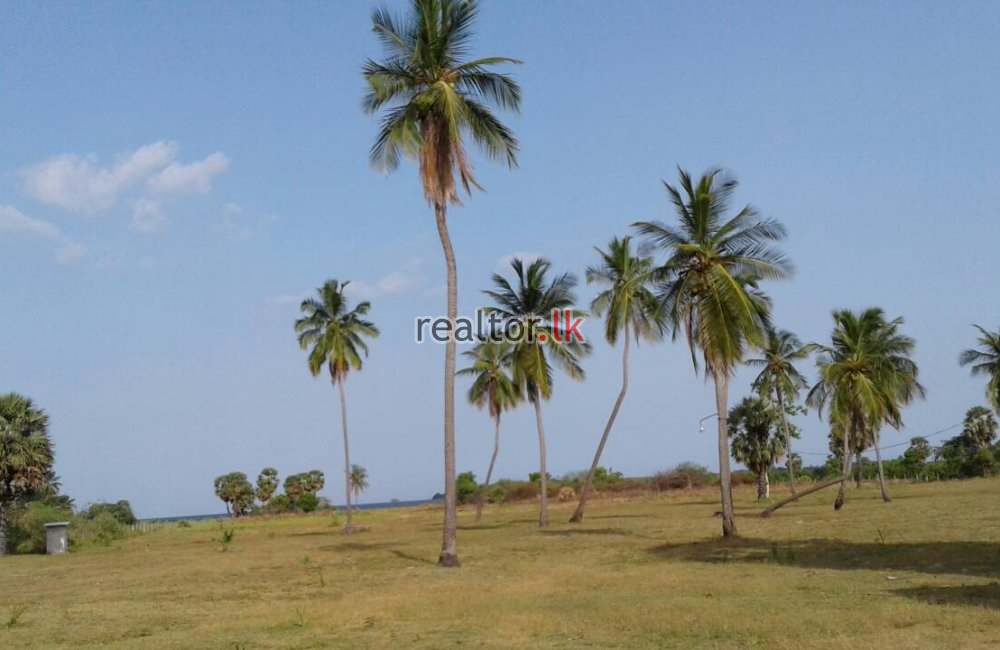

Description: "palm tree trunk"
834 423 855 511
756 469 767 500
855 449 863 488
570 327 631 523
434 202 460 567
475 415 501 522
0 501 9 556
533 397 550 528
775 385 796 496
713 368 736 537
761 473 850 517
337 380 354 533
873 433 892 502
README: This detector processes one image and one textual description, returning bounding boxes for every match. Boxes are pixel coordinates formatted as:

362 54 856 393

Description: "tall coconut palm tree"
746 329 812 495
349 464 369 509
295 280 379 533
807 308 924 509
959 325 1000 415
634 168 791 537
458 339 519 522
0 393 54 556
570 236 663 523
363 0 521 567
728 397 787 500
484 257 591 527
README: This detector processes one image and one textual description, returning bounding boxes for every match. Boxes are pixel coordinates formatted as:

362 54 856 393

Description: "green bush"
297 493 319 513
455 472 479 504
72 511 126 546
486 483 508 504
267 494 291 514
9 502 72 554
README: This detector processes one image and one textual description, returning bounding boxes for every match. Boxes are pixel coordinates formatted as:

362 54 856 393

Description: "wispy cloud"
23 141 179 214
0 205 88 264
129 198 167 235
147 152 229 195
21 142 230 235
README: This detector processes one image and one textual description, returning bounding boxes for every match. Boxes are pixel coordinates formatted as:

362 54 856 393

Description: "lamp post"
698 412 718 433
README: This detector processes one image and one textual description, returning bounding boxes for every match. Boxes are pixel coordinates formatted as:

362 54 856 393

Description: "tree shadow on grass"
458 523 507 531
649 537 1000 578
893 583 1000 610
541 527 648 538
389 549 435 565
318 541 396 552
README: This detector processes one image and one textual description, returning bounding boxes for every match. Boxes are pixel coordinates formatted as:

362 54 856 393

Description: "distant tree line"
213 467 371 517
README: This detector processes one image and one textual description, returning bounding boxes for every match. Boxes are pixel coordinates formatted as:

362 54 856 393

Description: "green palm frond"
633 167 791 377
483 257 591 402
959 324 1000 413
0 393 55 502
809 308 925 449
364 0 521 206
294 280 380 385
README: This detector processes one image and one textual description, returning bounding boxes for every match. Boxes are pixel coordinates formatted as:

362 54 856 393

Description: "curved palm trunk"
713 369 736 537
475 415 501 522
873 433 892 502
435 202 460 567
337 381 354 533
533 398 550 528
0 502 9 556
834 423 855 511
760 473 850 517
775 385 796 496
570 327 631 523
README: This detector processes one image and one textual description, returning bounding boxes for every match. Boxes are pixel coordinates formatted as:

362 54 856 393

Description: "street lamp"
698 412 718 432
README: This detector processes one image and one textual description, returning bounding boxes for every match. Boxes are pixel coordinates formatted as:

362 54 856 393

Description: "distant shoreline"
141 498 440 523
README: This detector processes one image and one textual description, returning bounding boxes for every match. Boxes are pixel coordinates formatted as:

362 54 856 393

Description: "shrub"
73 511 126 546
267 494 291 514
654 463 711 490
455 472 479 504
506 482 538 502
486 483 508 504
82 500 137 525
557 486 576 502
9 502 72 554
297 493 320 513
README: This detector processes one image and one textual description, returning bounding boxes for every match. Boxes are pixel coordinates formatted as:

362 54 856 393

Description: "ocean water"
142 498 439 523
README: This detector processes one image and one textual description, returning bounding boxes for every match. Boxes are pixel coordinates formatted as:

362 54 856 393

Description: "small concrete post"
44 521 70 555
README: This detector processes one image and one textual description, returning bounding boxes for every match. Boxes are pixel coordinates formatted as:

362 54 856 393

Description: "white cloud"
0 205 88 264
148 152 229 195
23 141 179 214
130 198 167 235
495 251 542 273
0 205 62 241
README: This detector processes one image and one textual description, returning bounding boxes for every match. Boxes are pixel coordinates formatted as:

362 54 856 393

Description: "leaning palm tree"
807 308 924 509
634 168 791 537
746 329 812 495
484 257 591 527
959 325 1000 415
295 280 379 533
570 237 663 523
458 339 519 522
363 0 521 567
349 464 369 510
0 393 55 556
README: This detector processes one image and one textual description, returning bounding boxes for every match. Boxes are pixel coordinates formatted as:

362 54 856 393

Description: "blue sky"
1 1 998 518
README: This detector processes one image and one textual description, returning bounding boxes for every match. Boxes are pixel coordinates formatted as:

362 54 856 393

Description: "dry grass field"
1 479 997 649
